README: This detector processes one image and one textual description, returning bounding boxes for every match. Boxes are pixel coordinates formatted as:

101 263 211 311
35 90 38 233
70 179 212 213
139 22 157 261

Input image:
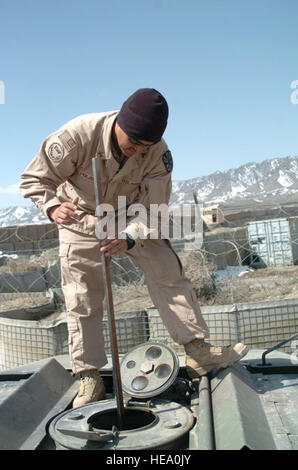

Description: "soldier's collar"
96 111 119 160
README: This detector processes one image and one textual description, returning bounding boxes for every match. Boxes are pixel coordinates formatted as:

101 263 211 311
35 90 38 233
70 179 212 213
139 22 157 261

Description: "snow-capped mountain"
170 155 298 208
0 206 48 227
1 155 298 226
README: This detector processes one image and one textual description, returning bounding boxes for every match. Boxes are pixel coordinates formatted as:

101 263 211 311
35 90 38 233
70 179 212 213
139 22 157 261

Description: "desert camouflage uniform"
20 111 209 373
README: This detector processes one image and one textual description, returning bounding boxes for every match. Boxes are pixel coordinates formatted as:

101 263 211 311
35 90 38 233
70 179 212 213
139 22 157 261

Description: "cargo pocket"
58 243 77 311
59 243 71 288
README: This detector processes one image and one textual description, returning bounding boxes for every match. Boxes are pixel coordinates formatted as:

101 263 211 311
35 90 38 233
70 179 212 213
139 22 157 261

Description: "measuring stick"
92 157 125 429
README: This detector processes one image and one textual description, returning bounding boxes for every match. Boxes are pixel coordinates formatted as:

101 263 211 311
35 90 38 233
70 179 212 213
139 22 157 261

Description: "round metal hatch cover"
48 398 195 450
120 342 180 398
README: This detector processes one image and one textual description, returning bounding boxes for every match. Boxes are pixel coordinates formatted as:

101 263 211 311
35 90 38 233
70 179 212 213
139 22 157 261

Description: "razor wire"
0 204 298 305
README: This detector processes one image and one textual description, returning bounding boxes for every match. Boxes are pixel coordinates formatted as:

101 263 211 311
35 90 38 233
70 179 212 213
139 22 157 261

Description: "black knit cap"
117 88 168 143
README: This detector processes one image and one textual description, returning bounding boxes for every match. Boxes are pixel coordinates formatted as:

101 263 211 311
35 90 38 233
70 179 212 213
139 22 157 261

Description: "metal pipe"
189 376 215 450
92 157 125 429
261 332 298 365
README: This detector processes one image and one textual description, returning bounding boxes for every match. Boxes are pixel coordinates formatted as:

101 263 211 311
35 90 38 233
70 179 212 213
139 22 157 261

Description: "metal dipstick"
92 157 125 429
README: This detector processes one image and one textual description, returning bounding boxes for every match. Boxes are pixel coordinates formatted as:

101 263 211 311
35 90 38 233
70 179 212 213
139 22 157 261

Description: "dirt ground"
204 265 298 305
111 257 298 312
1 247 298 313
105 250 298 311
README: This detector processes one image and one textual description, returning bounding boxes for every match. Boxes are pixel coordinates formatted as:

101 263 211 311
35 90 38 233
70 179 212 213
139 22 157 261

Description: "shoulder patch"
46 129 77 165
58 130 77 152
48 142 64 163
162 150 173 173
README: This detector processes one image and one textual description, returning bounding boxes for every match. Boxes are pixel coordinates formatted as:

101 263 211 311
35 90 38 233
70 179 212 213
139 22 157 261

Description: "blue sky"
0 0 298 208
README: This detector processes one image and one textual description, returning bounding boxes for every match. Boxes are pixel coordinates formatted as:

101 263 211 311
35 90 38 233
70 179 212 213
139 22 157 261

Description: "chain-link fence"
0 203 298 370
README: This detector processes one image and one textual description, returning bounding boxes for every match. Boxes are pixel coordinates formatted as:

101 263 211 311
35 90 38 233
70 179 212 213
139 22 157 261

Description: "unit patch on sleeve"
48 143 65 163
46 130 77 164
162 150 173 173
58 130 77 152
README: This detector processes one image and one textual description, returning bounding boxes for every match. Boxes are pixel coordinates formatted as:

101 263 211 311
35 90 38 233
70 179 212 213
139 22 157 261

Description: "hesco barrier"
0 309 149 371
0 297 297 370
148 298 298 354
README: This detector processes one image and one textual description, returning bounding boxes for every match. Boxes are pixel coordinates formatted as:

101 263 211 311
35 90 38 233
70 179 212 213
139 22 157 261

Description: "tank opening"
88 408 157 431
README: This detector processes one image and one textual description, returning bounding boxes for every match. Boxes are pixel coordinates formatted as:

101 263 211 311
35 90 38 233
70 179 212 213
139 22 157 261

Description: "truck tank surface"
0 342 297 451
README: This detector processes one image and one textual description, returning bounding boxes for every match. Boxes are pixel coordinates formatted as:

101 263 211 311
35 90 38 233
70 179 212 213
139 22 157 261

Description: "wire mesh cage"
0 295 298 371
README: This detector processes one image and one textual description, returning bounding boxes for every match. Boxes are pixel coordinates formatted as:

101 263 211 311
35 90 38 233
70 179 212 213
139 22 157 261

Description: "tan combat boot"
73 369 106 408
185 339 249 378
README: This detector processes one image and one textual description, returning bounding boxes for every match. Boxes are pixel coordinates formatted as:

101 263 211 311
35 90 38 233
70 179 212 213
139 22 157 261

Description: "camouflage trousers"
58 225 209 374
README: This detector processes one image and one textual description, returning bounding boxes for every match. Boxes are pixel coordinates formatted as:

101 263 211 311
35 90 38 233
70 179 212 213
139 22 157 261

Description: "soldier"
20 88 248 407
